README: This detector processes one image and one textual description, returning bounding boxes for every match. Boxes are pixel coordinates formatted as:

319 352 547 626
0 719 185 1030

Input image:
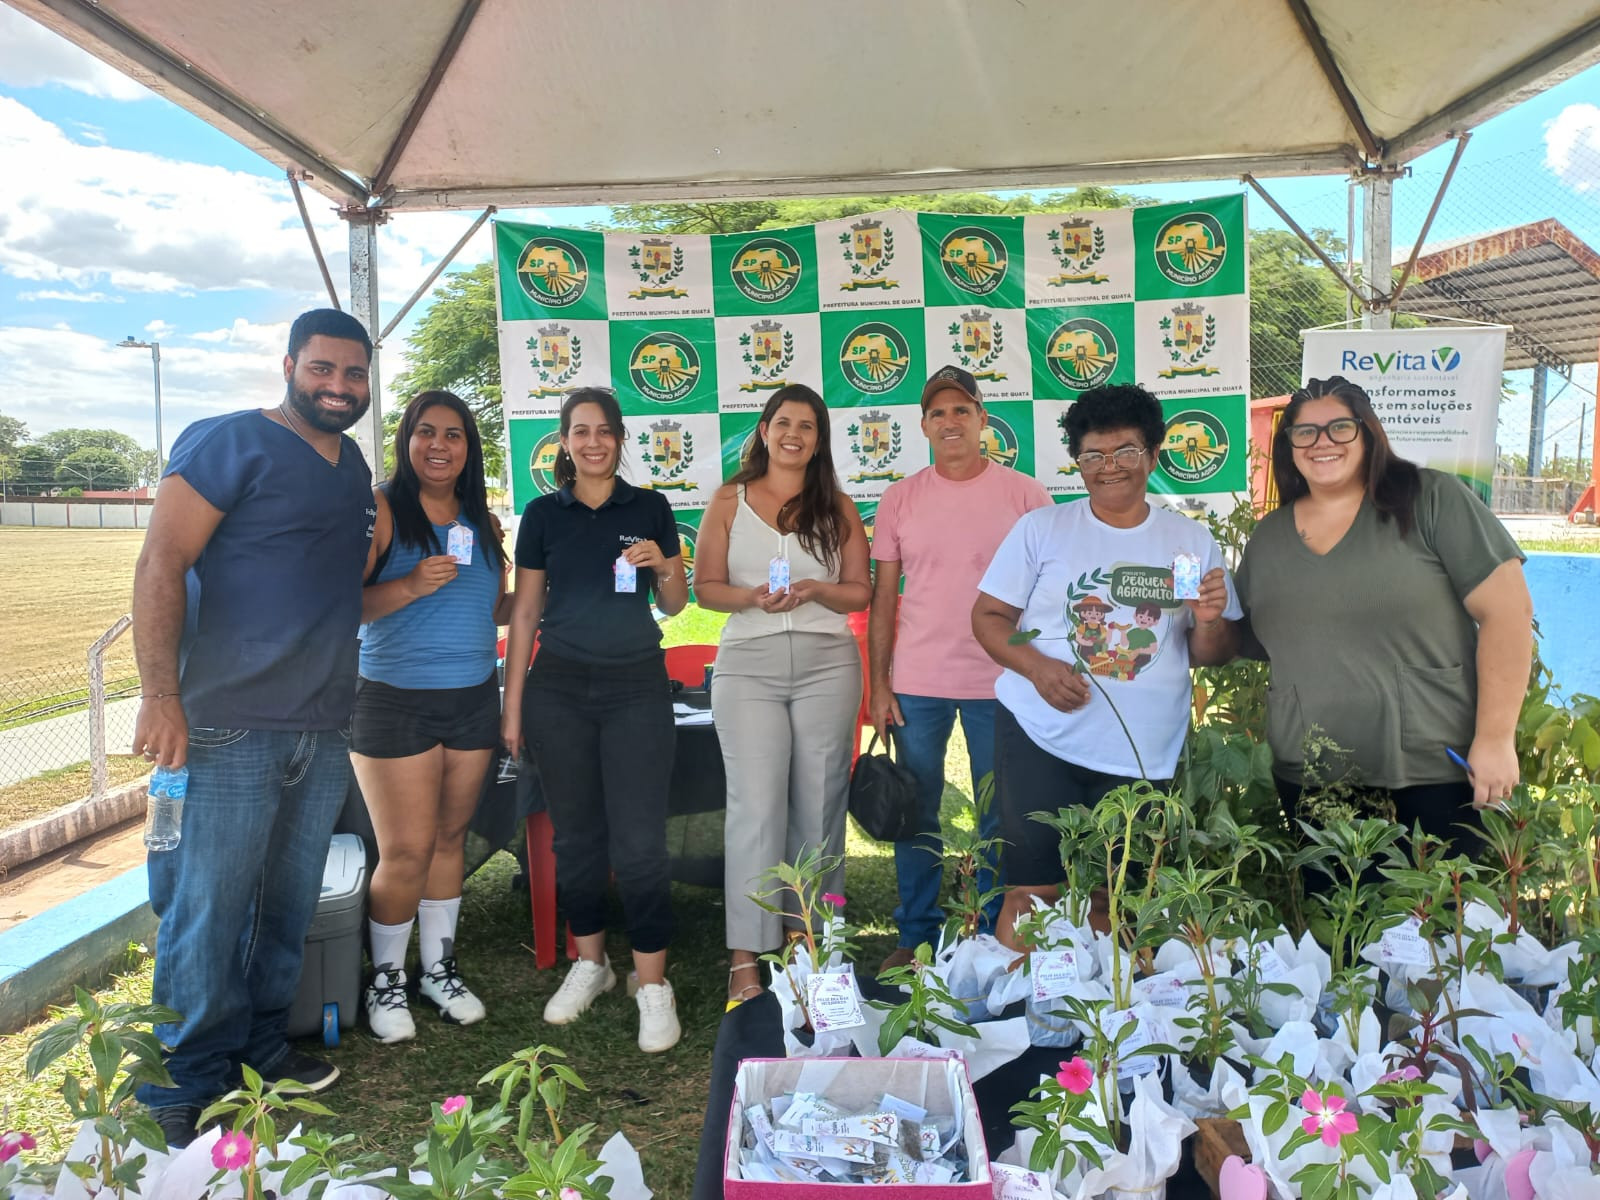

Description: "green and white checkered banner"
495 195 1251 573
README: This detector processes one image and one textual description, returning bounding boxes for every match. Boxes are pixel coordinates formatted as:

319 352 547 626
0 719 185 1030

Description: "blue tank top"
359 513 500 689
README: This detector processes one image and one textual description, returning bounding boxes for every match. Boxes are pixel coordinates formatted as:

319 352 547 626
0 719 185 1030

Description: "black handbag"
847 733 919 842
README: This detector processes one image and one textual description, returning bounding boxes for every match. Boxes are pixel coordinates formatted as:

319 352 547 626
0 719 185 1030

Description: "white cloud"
0 323 284 448
16 288 120 303
1544 103 1600 193
0 8 150 101
144 319 176 339
0 97 501 307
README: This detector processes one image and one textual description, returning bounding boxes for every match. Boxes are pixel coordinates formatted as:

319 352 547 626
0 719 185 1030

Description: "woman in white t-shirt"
971 383 1240 887
693 384 871 1007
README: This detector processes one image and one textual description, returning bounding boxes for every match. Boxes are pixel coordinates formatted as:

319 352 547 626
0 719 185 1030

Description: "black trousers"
524 650 675 953
993 703 1168 887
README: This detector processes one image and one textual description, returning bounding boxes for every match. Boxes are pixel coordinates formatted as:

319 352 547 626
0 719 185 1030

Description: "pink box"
723 1056 993 1197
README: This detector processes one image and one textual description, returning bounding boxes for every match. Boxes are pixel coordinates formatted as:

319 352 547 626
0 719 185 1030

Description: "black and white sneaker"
259 1047 340 1094
365 966 416 1044
419 957 487 1025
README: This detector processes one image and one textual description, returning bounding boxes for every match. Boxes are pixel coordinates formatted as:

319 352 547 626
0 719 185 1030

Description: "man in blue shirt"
131 309 377 1147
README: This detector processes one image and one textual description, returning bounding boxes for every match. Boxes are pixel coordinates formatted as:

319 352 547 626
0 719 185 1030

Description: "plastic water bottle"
143 765 188 851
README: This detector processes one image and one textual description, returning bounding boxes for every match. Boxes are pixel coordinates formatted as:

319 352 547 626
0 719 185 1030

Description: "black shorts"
350 672 501 758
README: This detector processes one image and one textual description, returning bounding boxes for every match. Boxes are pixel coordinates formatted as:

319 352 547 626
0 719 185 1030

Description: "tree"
0 412 26 459
56 447 135 490
34 427 146 463
12 445 60 495
1247 227 1353 399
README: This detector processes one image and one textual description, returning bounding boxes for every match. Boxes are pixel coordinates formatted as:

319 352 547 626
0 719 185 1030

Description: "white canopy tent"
12 0 1600 450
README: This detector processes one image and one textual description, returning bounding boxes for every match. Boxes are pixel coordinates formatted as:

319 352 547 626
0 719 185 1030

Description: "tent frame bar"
376 206 496 346
370 0 484 199
288 169 343 310
1282 0 1382 161
1386 133 1471 311
1241 173 1361 301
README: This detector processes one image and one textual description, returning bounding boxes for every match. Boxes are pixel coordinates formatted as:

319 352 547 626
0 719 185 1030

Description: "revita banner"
494 196 1252 579
1301 326 1507 499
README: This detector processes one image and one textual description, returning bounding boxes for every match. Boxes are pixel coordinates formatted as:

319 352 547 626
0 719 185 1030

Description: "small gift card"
806 967 866 1031
1253 944 1290 983
1133 971 1187 1008
1172 551 1203 600
446 523 474 565
1030 948 1079 1002
769 555 790 594
614 554 637 593
992 1163 1056 1200
1107 1008 1162 1077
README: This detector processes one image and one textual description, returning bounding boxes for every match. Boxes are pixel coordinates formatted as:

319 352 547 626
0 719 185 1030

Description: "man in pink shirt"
869 365 1052 972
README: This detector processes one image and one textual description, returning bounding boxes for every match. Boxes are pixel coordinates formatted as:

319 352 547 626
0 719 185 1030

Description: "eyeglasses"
1286 418 1362 448
1076 447 1147 471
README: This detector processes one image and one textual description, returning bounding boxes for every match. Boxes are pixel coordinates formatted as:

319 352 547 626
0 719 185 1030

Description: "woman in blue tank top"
351 391 510 1044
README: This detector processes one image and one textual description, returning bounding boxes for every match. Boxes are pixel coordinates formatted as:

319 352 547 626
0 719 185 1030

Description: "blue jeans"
138 728 351 1109
889 695 999 949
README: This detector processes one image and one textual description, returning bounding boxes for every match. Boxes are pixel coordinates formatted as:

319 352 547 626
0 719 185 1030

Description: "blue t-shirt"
514 479 680 665
359 502 500 689
166 411 374 730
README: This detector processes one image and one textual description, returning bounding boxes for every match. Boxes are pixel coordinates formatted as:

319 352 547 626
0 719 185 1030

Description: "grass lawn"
0 618 973 1200
0 755 151 828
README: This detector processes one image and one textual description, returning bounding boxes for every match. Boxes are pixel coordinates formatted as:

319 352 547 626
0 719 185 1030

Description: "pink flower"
1378 1065 1422 1084
0 1131 37 1162
1300 1088 1358 1149
560 1190 582 1200
1055 1057 1094 1095
822 893 846 909
440 1095 467 1115
211 1130 255 1172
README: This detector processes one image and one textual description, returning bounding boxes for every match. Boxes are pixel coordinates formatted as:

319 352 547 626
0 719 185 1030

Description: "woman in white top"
694 384 872 1006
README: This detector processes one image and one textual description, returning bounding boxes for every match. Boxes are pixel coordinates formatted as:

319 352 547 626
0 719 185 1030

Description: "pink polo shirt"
872 461 1052 699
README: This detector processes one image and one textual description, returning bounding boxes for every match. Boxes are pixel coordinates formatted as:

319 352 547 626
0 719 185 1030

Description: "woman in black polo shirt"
500 387 688 1053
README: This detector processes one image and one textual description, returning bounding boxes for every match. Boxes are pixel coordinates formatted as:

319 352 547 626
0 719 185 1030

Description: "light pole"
115 336 164 482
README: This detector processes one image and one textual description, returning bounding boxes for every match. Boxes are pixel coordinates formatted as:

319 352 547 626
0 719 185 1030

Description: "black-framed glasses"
1076 446 1147 471
1286 418 1362 448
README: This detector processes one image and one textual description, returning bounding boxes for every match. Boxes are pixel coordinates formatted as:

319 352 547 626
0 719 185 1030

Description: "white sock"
417 896 462 973
369 917 413 975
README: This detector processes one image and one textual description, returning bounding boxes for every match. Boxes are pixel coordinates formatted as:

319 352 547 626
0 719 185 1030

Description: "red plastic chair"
664 642 718 686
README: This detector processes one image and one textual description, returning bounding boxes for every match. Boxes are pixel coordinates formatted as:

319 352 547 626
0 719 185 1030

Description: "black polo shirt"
515 477 681 665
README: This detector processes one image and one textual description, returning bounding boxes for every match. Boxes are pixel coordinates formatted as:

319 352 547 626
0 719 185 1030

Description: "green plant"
24 987 181 1200
869 943 979 1054
1008 1055 1116 1176
939 772 1008 942
751 845 854 1025
198 1066 341 1200
1288 818 1406 977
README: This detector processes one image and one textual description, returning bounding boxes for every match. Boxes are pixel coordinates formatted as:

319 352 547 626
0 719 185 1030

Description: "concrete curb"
0 865 154 1032
0 781 147 874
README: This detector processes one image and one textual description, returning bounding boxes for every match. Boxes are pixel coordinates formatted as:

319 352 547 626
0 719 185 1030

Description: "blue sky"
1 6 1596 463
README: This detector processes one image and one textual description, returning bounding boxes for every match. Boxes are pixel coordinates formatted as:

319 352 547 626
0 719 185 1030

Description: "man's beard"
285 383 370 433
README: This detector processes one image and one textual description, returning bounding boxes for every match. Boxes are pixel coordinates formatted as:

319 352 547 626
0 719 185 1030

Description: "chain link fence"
1245 137 1600 515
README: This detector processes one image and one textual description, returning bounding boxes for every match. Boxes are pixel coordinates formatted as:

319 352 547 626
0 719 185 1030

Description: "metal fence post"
87 614 134 803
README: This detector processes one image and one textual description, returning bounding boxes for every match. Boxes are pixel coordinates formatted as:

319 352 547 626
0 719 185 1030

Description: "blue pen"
1445 746 1475 777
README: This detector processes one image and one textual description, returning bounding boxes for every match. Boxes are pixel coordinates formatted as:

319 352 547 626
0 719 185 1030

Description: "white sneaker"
635 979 681 1053
419 956 487 1026
364 967 415 1044
543 956 616 1024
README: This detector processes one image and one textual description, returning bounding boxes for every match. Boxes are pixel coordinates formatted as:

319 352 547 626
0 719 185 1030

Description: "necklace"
277 401 341 467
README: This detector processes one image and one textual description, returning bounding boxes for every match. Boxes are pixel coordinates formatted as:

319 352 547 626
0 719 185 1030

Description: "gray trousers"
713 631 862 952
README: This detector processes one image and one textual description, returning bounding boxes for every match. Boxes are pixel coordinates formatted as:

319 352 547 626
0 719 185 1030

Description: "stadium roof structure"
1395 219 1600 374
8 0 1600 212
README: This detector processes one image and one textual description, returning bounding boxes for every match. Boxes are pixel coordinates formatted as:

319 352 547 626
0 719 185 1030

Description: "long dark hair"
1272 375 1422 537
387 390 507 569
554 388 626 489
729 384 848 570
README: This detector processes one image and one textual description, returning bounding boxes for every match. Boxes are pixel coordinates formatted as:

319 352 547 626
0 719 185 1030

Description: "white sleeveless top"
720 486 850 645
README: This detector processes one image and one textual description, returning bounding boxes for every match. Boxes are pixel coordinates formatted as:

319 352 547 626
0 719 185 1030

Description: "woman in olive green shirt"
1235 376 1532 856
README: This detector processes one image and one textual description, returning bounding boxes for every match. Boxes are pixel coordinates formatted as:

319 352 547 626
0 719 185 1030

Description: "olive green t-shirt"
1236 469 1522 788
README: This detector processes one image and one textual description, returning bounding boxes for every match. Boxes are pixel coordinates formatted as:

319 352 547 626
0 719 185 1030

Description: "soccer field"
0 527 145 703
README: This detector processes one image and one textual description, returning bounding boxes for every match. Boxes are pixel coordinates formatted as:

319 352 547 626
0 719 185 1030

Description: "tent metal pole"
377 206 496 345
343 207 388 465
289 170 342 310
1388 134 1471 311
1361 171 1397 330
1282 0 1382 161
1241 174 1361 300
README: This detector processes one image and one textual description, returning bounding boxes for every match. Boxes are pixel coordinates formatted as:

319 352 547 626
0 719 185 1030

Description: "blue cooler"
287 833 367 1044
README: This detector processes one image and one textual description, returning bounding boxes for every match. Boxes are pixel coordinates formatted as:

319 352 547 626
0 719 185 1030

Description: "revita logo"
1339 347 1462 374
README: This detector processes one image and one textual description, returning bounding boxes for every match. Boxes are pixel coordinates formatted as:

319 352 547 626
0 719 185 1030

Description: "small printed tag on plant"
1108 1008 1162 1077
805 1112 899 1146
1253 944 1290 983
1380 916 1430 966
447 523 474 565
1133 971 1187 1007
1172 551 1203 600
769 555 790 593
991 1162 1057 1200
806 967 866 1031
1030 948 1079 1001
